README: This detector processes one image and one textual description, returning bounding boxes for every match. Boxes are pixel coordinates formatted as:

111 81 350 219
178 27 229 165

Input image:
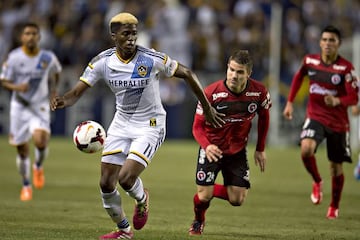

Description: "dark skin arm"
50 81 89 110
174 63 225 128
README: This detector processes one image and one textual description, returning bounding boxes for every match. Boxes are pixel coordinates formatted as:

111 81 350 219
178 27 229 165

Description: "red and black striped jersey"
288 54 358 132
193 79 271 155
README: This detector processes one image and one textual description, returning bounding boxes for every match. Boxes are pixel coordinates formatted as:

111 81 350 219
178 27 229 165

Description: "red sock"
193 194 210 222
213 184 229 200
301 155 322 183
330 174 344 209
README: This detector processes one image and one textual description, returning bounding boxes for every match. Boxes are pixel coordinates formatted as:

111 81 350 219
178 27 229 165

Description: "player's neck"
321 53 338 65
116 49 137 63
22 46 40 56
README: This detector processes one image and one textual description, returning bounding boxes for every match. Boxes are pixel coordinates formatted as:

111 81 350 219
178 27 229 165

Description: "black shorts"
300 118 352 163
195 147 250 188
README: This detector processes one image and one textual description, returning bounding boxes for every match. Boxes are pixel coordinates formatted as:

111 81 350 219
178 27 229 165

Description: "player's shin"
16 155 31 185
213 184 229 200
193 194 210 222
330 174 344 208
126 177 145 203
101 189 126 223
34 147 48 168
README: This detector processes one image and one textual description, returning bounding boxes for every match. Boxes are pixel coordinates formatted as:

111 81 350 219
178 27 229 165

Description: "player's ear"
111 33 116 41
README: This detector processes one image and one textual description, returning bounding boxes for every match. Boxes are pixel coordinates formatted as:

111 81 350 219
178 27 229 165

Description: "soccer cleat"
99 229 134 239
189 220 205 235
33 165 45 189
20 186 32 201
310 181 323 204
133 189 149 230
326 206 339 219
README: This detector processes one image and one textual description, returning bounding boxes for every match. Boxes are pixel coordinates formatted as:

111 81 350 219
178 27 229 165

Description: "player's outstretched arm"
173 63 225 128
51 81 89 110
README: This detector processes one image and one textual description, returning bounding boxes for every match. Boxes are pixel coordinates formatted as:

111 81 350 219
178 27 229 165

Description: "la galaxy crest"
137 65 148 77
131 55 153 78
37 53 51 70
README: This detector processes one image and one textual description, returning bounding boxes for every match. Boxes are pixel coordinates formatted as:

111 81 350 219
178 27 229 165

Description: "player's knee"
301 140 316 157
99 176 117 193
197 188 213 202
118 172 137 190
198 194 212 202
229 198 244 206
301 147 314 158
228 195 246 206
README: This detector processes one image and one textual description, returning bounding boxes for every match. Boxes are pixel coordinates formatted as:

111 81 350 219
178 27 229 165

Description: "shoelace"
136 202 147 217
191 221 203 231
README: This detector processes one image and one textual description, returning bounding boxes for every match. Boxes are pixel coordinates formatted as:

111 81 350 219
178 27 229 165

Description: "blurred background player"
50 12 224 239
189 50 271 235
0 22 62 201
351 84 360 180
283 25 358 219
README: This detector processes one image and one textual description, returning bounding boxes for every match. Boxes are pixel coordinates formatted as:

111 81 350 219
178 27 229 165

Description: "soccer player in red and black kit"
283 25 359 219
188 50 271 235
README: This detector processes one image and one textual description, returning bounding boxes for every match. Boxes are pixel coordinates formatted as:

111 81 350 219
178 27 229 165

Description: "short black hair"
229 50 253 72
23 22 39 30
321 25 341 42
110 22 122 34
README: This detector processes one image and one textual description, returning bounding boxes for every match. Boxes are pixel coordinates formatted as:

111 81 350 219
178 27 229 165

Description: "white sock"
101 189 125 223
35 147 48 168
126 177 145 203
16 155 30 183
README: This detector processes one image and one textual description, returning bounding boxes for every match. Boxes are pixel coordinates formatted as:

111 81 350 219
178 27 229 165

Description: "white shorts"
101 113 166 167
9 100 51 145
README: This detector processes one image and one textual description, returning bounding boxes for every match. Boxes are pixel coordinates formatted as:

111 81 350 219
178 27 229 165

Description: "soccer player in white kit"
0 22 62 201
51 13 224 239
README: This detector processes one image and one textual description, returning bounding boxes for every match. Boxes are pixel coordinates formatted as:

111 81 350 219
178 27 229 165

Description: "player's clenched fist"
50 96 65 110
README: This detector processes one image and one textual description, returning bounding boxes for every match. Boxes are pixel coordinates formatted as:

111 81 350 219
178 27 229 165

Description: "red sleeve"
192 103 211 150
288 62 307 102
256 108 270 152
339 70 358 106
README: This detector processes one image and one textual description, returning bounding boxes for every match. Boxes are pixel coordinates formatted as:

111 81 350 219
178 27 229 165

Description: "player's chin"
124 45 136 54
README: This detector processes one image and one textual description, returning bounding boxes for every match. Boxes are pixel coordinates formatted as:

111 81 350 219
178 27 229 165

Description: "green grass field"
0 136 359 240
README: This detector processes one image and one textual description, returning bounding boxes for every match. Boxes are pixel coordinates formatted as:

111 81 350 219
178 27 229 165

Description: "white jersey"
80 46 178 125
0 47 62 145
0 47 62 105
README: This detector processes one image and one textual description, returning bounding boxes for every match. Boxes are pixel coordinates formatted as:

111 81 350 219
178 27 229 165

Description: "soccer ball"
73 120 106 153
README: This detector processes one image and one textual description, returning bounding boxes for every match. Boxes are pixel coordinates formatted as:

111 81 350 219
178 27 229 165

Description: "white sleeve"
0 54 15 81
162 55 179 77
79 58 104 87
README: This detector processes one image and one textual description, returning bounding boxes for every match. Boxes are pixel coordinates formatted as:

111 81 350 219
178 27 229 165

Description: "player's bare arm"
1 80 29 92
205 144 223 162
283 101 293 120
254 151 266 172
51 81 89 110
173 63 225 128
49 72 60 99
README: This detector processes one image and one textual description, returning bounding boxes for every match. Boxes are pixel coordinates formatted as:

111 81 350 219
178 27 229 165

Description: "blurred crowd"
0 0 359 138
1 0 359 83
